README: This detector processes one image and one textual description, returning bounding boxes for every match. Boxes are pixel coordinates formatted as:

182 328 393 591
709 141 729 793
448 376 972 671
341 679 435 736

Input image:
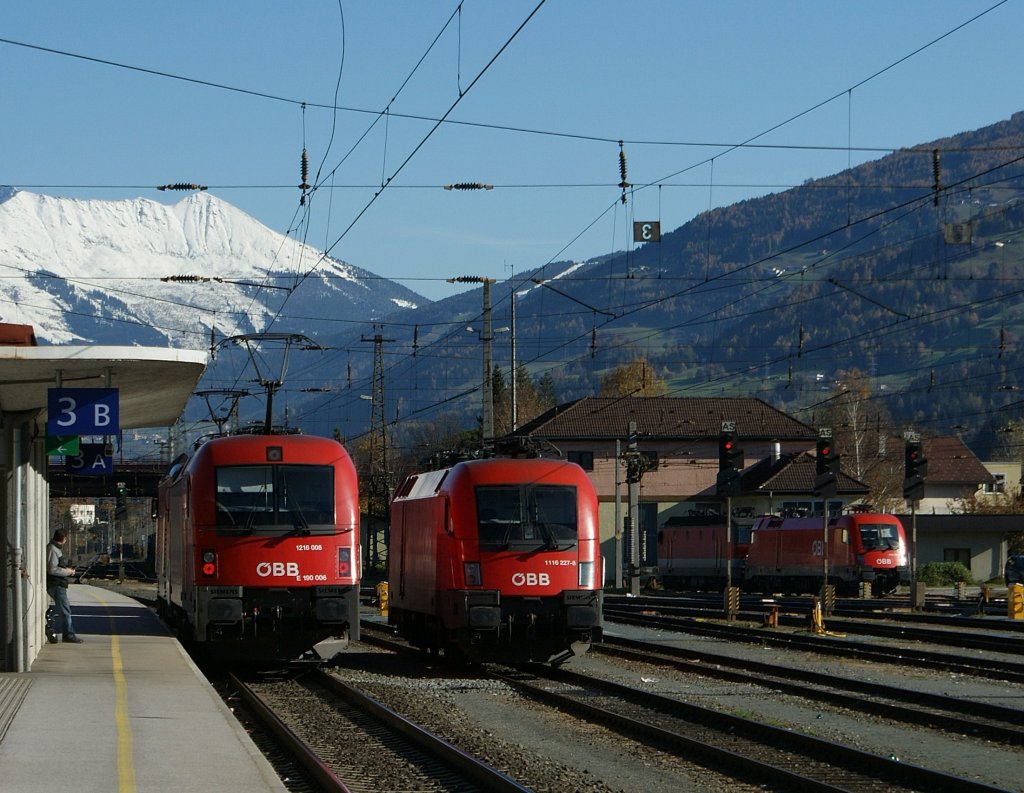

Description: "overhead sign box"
46 436 80 456
47 388 119 435
65 443 113 476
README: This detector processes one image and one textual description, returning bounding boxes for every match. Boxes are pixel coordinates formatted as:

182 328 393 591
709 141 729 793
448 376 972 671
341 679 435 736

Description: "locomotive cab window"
858 523 901 551
214 464 335 533
476 484 578 550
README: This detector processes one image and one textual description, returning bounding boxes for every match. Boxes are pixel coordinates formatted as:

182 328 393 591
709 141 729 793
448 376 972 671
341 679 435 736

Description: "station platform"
0 584 287 793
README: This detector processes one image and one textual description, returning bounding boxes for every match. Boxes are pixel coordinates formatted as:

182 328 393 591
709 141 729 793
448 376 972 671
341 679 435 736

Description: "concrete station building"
0 323 206 672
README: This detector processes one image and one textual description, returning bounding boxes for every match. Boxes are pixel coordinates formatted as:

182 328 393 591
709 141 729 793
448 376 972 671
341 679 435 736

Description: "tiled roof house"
509 398 1010 581
912 435 996 514
510 396 864 536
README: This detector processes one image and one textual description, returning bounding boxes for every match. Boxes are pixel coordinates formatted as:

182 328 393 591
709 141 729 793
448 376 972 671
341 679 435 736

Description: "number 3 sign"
47 388 120 435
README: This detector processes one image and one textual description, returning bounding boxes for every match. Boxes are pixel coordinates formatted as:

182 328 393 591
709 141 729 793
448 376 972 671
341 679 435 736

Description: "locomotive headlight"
463 562 482 586
201 549 217 577
578 561 594 588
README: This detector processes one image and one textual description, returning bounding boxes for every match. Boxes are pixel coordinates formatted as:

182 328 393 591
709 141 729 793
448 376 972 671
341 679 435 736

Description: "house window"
984 473 1006 494
567 451 594 471
641 451 658 469
944 548 970 567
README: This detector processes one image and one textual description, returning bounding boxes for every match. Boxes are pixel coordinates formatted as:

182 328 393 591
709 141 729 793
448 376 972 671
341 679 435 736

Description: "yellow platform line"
86 590 137 793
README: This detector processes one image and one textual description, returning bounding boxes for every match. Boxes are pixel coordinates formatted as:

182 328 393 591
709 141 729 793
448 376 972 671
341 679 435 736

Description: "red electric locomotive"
388 457 603 665
656 513 754 590
155 432 361 661
744 511 909 596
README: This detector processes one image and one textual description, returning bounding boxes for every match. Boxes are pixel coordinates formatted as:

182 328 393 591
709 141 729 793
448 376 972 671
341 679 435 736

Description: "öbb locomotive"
744 512 909 596
658 511 909 596
657 513 754 590
155 433 361 661
388 457 603 665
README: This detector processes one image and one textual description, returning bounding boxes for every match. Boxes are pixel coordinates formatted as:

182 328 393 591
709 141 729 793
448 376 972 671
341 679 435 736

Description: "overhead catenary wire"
4 0 1015 446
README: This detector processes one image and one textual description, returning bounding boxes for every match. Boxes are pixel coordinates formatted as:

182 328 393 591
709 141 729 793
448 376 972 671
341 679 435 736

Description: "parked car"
1005 555 1024 586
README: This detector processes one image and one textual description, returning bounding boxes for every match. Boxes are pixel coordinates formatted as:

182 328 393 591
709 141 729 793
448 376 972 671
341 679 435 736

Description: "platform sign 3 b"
47 388 119 435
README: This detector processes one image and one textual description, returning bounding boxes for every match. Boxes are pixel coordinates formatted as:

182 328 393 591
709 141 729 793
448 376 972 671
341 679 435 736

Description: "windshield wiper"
500 522 516 550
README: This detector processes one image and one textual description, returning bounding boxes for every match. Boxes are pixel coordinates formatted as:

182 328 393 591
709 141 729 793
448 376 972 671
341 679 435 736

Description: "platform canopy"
0 344 208 428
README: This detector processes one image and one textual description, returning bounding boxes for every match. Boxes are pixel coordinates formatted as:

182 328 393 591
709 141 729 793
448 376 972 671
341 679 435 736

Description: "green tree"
493 365 559 436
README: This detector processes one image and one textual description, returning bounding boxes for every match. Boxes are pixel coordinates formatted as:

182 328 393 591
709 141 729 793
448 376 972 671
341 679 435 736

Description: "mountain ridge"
6 111 1024 459
0 188 426 346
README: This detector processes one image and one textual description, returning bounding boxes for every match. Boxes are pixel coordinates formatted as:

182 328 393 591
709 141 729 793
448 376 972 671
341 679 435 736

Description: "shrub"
916 561 974 586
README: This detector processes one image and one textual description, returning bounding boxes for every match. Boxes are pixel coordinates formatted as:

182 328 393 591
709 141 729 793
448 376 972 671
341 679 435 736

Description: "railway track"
493 663 1011 793
602 604 1024 684
228 668 532 793
610 592 1024 634
596 634 1024 746
357 621 1019 792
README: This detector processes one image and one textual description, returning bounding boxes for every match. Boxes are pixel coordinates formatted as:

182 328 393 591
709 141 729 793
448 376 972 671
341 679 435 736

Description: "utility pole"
614 439 623 589
904 431 928 608
361 329 395 571
814 428 839 613
716 421 743 620
448 275 497 450
510 290 518 432
623 421 649 596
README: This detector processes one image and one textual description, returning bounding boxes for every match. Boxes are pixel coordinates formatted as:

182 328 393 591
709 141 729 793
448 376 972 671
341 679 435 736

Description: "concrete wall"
2 415 49 672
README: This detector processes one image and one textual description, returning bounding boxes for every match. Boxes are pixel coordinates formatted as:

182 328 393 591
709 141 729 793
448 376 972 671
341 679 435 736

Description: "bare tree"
599 358 668 397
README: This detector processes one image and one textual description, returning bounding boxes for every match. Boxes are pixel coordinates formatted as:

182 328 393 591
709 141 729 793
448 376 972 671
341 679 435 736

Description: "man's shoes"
46 633 58 644
62 635 84 644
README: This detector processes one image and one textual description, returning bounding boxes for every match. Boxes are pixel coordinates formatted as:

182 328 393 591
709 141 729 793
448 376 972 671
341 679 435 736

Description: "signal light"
201 549 217 577
904 439 928 499
717 428 743 496
815 437 835 476
338 548 351 577
905 440 928 478
814 434 840 497
115 482 128 519
718 431 743 471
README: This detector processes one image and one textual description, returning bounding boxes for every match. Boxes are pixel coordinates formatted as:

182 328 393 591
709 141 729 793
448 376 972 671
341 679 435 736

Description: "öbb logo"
512 572 550 587
256 562 300 578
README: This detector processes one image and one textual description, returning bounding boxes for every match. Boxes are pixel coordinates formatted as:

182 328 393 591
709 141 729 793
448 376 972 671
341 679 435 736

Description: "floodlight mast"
211 332 323 433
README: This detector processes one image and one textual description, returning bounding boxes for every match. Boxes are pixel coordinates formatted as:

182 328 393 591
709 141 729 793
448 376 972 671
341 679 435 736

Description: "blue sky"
2 1 1021 302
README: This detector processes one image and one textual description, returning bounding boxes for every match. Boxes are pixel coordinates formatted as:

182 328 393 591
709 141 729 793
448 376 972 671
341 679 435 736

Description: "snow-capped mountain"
0 187 425 346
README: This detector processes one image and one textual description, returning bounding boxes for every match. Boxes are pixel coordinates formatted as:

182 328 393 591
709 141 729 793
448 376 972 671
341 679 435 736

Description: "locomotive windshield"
214 464 335 533
858 522 901 551
475 484 577 550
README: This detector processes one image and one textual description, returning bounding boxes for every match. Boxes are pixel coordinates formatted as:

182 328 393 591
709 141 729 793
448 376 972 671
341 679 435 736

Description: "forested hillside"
311 113 1024 461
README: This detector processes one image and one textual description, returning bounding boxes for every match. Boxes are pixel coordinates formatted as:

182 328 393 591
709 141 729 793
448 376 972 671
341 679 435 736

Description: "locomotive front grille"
314 597 347 622
207 598 243 623
565 604 599 627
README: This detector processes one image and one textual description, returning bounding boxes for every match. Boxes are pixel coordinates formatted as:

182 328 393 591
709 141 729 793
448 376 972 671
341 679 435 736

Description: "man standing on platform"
46 530 83 643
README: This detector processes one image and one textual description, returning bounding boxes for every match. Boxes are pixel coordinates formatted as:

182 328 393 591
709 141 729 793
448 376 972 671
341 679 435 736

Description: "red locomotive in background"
155 432 361 661
656 512 754 590
744 511 909 596
657 510 909 597
388 457 603 665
